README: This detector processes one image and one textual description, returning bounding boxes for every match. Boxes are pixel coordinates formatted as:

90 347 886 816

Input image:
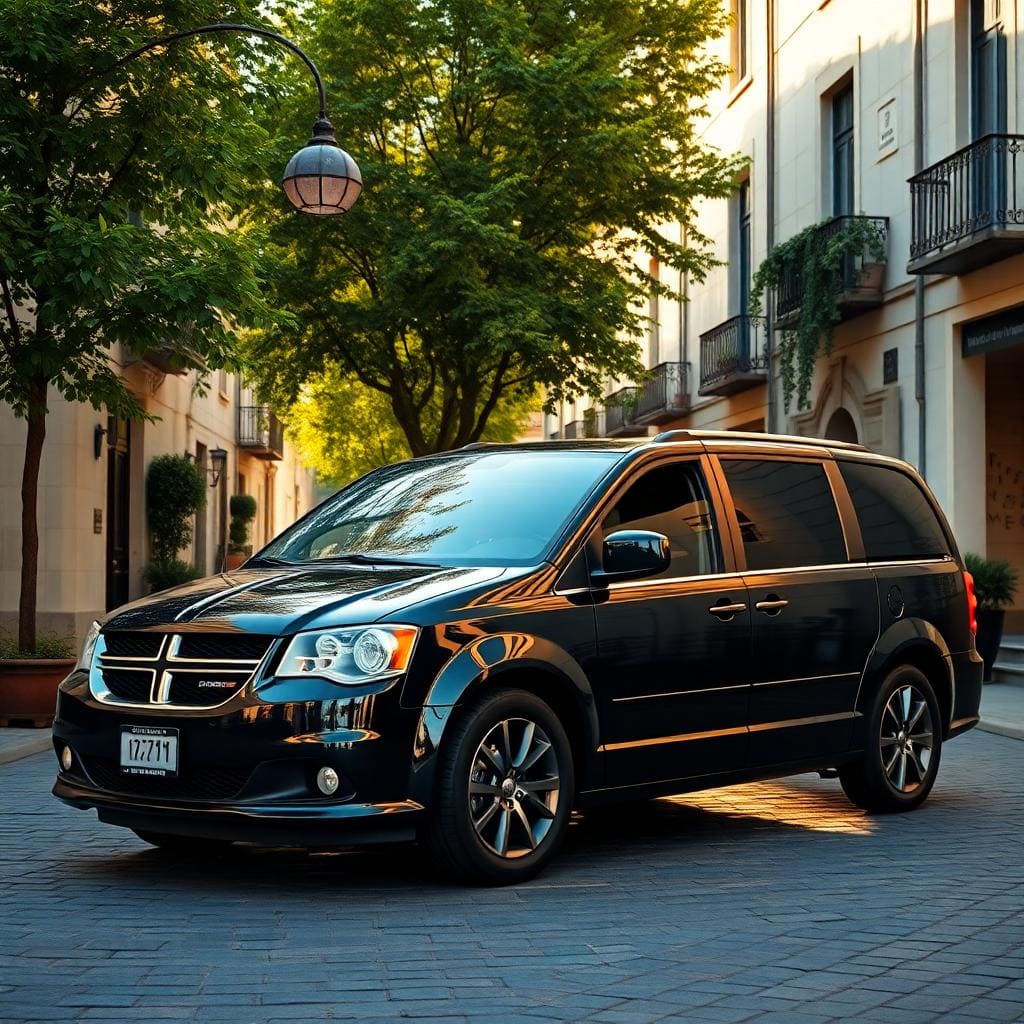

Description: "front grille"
82 757 252 802
100 668 154 703
176 634 274 662
103 633 164 659
167 672 248 707
92 631 268 709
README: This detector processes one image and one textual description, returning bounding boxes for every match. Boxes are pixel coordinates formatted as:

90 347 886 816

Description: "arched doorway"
825 407 859 444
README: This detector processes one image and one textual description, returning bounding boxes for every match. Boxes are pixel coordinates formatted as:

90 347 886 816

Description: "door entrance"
105 418 131 611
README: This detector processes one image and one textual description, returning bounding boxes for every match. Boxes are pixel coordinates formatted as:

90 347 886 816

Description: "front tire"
840 665 942 812
421 688 574 885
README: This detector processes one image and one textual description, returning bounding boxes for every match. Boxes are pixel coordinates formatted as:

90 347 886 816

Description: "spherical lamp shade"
282 118 362 216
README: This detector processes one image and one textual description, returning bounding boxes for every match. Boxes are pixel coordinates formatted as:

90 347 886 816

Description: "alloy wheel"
880 684 934 793
468 717 561 859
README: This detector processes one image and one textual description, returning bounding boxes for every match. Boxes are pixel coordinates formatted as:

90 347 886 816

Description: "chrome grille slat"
91 632 274 710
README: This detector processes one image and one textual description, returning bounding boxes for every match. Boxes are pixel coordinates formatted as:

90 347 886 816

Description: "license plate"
120 726 179 777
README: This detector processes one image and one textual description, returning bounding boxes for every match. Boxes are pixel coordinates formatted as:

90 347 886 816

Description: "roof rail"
650 429 868 452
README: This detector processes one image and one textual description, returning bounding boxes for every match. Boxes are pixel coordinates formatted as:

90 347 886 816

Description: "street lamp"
93 23 361 217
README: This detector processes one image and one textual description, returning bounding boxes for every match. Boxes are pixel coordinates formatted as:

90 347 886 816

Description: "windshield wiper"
243 555 295 568
308 553 444 569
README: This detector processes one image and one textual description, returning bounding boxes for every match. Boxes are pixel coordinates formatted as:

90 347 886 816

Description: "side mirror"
592 530 671 585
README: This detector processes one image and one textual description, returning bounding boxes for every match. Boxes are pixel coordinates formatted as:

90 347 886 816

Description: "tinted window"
839 461 950 561
602 462 718 579
260 450 619 567
723 459 847 570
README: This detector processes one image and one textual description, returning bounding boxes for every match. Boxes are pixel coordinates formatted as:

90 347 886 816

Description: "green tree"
0 1 291 650
287 362 537 486
244 0 741 457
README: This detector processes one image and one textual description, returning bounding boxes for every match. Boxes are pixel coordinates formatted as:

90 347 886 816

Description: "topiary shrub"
144 454 207 590
228 493 258 555
143 559 203 594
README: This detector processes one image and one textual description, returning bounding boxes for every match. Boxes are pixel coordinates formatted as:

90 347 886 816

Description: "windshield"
258 449 620 567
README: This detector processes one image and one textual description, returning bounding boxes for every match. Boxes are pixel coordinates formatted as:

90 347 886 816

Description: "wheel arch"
859 619 954 736
409 635 600 806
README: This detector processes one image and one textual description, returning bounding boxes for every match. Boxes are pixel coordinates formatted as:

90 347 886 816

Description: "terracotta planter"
0 658 75 727
224 552 248 571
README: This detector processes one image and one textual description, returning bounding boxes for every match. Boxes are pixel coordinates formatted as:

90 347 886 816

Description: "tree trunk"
18 376 47 654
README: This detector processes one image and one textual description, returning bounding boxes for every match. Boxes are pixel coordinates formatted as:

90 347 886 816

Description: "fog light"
316 766 340 795
60 746 73 771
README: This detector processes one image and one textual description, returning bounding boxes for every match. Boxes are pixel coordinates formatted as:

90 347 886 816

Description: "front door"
590 456 751 788
716 456 879 765
105 418 131 611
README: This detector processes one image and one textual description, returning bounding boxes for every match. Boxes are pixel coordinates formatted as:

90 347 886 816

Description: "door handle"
755 595 789 615
708 601 747 620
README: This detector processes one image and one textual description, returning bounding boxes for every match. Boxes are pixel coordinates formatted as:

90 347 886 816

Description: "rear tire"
133 831 234 855
839 665 942 813
420 688 574 885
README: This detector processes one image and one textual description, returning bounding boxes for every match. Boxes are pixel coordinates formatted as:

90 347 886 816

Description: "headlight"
76 621 101 673
275 625 418 685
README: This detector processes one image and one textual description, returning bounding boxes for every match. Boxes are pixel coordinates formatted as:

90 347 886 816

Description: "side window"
601 462 719 579
722 459 847 570
839 461 951 561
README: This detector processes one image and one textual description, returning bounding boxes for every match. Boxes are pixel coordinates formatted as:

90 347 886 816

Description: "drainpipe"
914 0 927 475
679 222 689 380
765 0 777 433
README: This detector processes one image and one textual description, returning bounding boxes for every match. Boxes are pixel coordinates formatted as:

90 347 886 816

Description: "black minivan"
53 431 983 883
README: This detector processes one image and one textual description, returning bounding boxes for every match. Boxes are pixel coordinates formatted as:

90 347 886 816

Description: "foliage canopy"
244 0 743 455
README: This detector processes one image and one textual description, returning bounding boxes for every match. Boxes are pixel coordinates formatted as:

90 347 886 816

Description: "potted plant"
0 632 76 727
225 494 258 570
964 553 1019 681
142 454 207 593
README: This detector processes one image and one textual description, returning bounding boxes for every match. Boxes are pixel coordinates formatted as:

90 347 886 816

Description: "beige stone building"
548 0 1024 630
0 348 315 647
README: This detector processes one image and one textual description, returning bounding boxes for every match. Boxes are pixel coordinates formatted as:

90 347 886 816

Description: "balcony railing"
698 315 768 397
775 215 888 326
632 362 690 425
909 133 1024 275
603 386 645 437
237 405 284 460
563 419 586 439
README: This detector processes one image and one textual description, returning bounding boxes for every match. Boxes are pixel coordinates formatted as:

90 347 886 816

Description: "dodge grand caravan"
53 431 983 883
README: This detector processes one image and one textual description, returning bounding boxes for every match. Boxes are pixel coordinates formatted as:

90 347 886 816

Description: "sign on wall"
962 305 1024 358
877 97 898 160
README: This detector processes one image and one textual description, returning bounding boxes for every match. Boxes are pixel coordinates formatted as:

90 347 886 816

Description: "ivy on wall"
751 216 887 410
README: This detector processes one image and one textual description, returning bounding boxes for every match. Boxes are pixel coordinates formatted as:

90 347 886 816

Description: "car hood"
101 563 510 636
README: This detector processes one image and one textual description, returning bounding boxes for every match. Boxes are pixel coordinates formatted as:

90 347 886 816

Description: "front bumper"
51 672 426 846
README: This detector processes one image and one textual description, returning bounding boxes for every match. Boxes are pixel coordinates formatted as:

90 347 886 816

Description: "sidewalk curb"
0 735 51 767
975 719 1024 742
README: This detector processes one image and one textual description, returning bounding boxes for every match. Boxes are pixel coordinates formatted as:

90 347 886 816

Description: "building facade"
548 0 1024 630
0 348 315 648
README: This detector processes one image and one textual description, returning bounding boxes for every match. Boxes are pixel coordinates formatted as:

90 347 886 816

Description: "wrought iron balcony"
563 419 586 439
909 133 1024 275
632 362 691 425
775 215 888 327
698 315 768 397
603 386 645 437
237 405 284 460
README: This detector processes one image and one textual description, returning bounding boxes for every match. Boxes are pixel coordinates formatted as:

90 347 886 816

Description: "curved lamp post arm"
105 22 327 119
74 22 361 216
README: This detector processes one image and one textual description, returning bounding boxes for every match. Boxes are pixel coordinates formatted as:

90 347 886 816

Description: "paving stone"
0 733 1022 1023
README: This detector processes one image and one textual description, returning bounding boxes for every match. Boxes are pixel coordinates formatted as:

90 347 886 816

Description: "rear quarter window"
839 461 950 561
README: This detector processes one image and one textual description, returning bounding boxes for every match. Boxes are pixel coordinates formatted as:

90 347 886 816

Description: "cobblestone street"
1 730 1022 1023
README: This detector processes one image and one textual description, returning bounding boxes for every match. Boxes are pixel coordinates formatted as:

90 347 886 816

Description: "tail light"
963 570 978 636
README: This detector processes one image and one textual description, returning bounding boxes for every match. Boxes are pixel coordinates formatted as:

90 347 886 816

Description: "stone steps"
992 636 1024 686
